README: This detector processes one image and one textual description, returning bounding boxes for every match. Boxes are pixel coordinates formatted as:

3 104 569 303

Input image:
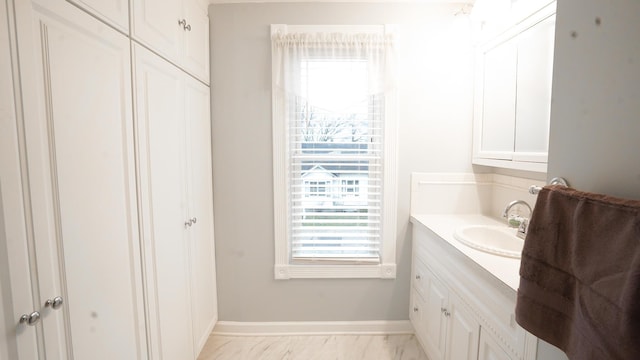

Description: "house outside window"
271 24 398 279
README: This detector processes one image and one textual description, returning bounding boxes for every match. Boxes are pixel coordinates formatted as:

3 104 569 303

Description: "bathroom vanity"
410 214 538 360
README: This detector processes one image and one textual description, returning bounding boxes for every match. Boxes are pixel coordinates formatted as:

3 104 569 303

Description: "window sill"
274 263 396 279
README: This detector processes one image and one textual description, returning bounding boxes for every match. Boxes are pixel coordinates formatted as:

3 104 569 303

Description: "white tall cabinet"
134 44 217 359
1 0 217 359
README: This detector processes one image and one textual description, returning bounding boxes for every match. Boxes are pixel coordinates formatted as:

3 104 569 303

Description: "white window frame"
271 24 398 279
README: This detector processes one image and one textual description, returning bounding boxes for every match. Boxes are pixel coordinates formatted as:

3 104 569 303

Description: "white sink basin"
453 225 524 258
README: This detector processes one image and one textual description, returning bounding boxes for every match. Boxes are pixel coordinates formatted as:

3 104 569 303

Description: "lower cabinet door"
184 74 218 353
423 268 449 360
479 328 512 360
16 2 147 359
134 44 195 360
446 293 480 360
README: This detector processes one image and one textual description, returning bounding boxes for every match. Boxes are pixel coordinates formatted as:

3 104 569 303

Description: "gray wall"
209 2 474 321
548 0 640 199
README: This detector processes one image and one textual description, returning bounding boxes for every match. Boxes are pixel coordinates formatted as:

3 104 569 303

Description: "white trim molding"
212 321 414 336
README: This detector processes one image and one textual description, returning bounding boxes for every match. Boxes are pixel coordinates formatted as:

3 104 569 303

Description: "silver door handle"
45 296 64 310
19 311 41 326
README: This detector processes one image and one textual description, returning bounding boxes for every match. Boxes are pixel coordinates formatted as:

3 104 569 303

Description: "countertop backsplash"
410 172 545 219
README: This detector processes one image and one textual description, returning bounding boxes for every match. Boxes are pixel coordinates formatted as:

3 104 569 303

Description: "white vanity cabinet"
411 256 479 360
472 2 556 172
132 0 210 84
410 222 538 360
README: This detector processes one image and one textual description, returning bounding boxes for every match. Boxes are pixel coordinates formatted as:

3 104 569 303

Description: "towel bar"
529 177 569 195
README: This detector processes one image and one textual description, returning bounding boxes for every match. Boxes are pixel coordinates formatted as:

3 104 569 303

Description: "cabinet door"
479 329 512 360
132 0 183 65
410 289 428 351
16 3 146 359
134 44 194 360
66 0 129 32
182 0 209 83
184 76 217 353
445 293 480 360
513 15 555 163
0 5 39 357
423 268 448 360
479 39 517 160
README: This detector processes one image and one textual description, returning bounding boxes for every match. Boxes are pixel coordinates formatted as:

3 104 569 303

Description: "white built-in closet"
0 0 216 359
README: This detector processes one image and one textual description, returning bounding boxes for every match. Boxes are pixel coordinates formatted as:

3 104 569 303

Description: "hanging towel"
515 185 640 360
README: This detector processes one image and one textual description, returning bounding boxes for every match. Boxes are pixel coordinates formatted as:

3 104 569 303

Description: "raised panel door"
182 0 209 83
15 3 146 359
132 0 183 65
479 329 513 360
446 292 480 360
66 0 129 32
0 4 39 357
423 268 448 360
184 76 217 353
134 44 194 360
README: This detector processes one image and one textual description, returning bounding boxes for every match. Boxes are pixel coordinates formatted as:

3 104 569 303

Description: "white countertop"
410 214 522 292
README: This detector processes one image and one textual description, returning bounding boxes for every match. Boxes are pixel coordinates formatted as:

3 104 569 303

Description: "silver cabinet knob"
185 24 191 31
19 311 40 326
184 217 197 228
415 274 421 280
178 19 187 27
45 296 64 310
413 307 419 313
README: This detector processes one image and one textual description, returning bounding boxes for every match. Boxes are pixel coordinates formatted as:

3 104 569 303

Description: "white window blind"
289 85 384 263
272 24 398 279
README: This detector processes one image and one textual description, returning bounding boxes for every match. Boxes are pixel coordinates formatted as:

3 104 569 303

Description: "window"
271 24 398 279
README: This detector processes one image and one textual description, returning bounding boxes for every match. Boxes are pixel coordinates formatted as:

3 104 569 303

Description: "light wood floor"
197 334 429 360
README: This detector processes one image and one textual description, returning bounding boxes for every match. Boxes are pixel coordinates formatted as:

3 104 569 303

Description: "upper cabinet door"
182 0 209 82
15 2 147 359
513 14 556 163
67 0 130 32
132 0 210 84
132 0 183 64
479 38 517 160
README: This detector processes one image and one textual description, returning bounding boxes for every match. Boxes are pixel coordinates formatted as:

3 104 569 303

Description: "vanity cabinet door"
479 329 513 360
422 268 449 360
445 292 480 360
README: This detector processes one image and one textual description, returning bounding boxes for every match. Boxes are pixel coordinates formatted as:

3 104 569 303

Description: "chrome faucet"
502 200 532 239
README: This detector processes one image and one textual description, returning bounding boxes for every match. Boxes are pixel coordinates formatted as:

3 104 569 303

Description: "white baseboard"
212 320 414 336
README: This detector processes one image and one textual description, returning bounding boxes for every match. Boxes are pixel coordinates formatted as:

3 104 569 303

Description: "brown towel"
515 185 640 360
